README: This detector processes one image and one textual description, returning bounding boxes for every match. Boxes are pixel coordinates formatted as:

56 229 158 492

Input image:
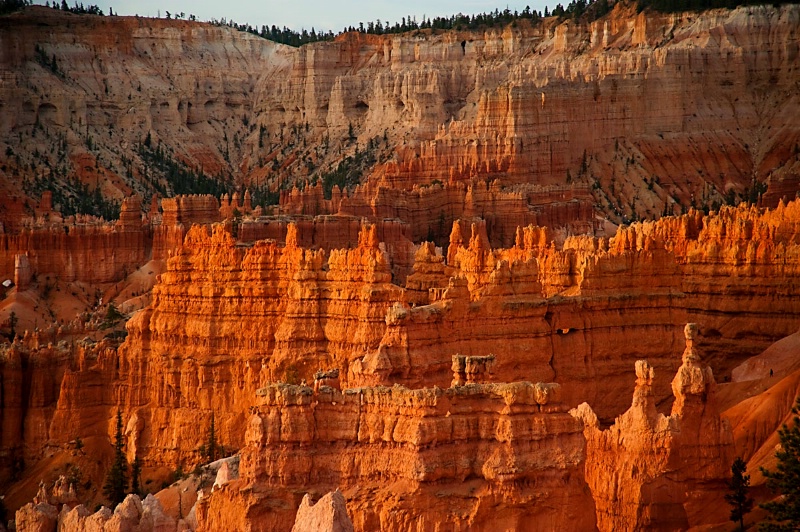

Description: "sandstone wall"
278 180 598 247
572 326 735 530
101 223 402 466
0 7 286 203
238 215 416 282
152 194 221 261
2 5 799 230
0 223 151 284
5 198 800 509
351 201 800 419
2 6 800 525
252 4 800 227
63 200 800 469
198 381 594 531
0 335 118 486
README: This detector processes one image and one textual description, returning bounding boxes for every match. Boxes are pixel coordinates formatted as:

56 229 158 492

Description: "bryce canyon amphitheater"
1 1 800 530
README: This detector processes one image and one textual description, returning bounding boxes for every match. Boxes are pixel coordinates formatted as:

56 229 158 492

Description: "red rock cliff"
199 380 593 531
0 220 151 284
103 223 401 467
572 324 734 530
2 5 798 233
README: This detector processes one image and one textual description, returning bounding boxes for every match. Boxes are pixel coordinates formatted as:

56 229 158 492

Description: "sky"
37 0 553 33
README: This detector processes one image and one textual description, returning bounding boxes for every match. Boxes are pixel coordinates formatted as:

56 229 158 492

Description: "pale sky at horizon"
35 0 553 33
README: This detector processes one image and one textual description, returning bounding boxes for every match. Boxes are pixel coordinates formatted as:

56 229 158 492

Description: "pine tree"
725 457 753 531
102 410 128 506
0 495 7 526
130 456 142 496
760 396 800 531
210 412 218 461
202 413 219 462
105 302 123 322
9 311 17 339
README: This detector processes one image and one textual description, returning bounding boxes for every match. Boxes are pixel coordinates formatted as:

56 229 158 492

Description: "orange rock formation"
199 378 593 531
9 200 796 484
0 221 151 285
86 223 401 468
291 490 353 532
351 201 800 418
1 4 800 526
572 324 734 530
2 5 799 232
1 200 800 531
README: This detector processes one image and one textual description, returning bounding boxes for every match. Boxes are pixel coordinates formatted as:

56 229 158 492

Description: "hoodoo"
1 2 800 530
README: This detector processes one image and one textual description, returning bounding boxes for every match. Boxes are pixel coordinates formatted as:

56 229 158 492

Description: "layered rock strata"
0 6 283 205
238 214 416 282
199 380 593 531
3 5 799 231
353 201 800 417
0 335 120 486
0 221 151 285
106 223 401 466
1 5 800 526
255 4 800 229
152 194 221 261
4 199 800 507
277 181 598 247
572 324 734 530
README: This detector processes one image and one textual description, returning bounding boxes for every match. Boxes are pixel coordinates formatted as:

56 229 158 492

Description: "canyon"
0 2 800 531
2 3 800 240
2 194 800 530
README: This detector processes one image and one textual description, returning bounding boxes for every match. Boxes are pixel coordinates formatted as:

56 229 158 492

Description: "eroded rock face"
0 336 123 485
256 3 800 234
0 7 282 211
291 490 353 532
279 180 599 248
199 380 594 531
0 221 151 285
2 4 800 529
107 223 401 465
56 494 178 532
572 325 734 531
356 201 800 417
2 5 799 235
5 199 800 490
241 215 417 283
15 199 797 484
